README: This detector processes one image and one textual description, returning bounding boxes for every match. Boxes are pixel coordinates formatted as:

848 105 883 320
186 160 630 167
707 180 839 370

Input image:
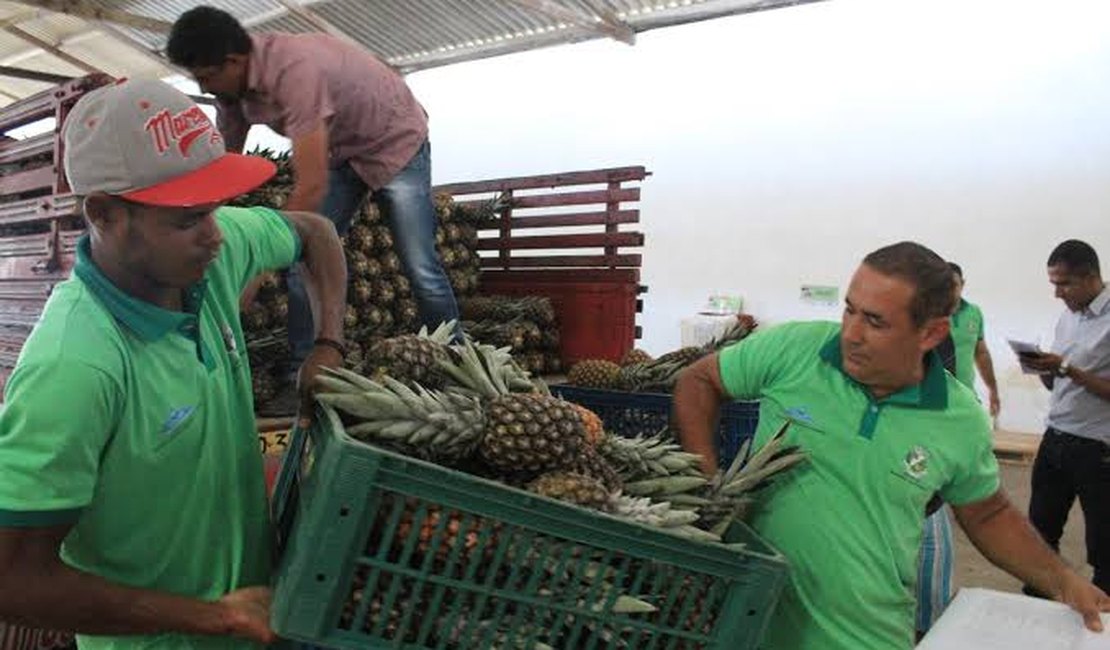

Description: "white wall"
400 0 1110 434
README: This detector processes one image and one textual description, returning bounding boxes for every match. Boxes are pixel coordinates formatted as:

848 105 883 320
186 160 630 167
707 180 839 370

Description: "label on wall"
800 285 839 306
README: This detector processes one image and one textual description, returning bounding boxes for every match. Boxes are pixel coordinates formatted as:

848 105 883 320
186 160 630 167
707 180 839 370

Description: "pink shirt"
217 33 429 191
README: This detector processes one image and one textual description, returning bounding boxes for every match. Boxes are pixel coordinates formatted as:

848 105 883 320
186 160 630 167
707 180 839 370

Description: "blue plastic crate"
549 385 759 468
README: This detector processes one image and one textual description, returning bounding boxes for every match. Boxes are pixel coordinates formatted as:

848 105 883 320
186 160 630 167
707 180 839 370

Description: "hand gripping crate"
270 406 787 650
549 385 759 469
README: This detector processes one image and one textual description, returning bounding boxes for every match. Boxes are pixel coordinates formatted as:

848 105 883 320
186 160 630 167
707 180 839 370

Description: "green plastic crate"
270 406 788 650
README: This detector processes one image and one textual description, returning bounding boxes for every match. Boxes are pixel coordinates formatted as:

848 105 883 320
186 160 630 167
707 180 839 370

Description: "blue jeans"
286 140 460 371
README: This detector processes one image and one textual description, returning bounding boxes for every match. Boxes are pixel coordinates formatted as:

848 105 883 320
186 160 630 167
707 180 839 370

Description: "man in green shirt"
674 242 1108 650
948 262 1001 416
0 79 347 647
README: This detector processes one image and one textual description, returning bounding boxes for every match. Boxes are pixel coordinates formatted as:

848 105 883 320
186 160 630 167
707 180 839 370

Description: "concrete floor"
953 460 1092 592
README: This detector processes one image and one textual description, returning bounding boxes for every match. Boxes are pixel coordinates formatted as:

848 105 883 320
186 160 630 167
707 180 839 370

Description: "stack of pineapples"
230 148 493 404
315 323 804 645
459 295 562 376
317 321 801 543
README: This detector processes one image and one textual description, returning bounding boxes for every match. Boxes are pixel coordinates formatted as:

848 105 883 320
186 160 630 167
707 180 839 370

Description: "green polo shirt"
718 321 998 650
950 299 985 389
0 206 299 650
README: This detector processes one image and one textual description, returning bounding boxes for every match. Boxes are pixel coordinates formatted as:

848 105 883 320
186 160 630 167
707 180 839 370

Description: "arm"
952 490 1109 631
214 100 249 154
281 210 348 417
974 339 1001 416
1022 352 1110 400
0 525 273 642
673 353 728 474
282 126 330 213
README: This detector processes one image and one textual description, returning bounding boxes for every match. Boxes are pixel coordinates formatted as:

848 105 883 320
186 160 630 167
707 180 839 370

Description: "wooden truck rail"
435 165 651 363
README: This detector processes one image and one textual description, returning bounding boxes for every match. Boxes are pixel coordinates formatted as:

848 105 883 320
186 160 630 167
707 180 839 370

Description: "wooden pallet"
992 429 1041 465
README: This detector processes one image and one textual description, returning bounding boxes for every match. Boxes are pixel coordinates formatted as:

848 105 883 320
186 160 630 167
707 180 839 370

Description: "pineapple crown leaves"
418 319 457 344
439 339 544 398
701 317 757 353
715 421 808 497
315 367 484 454
622 475 709 498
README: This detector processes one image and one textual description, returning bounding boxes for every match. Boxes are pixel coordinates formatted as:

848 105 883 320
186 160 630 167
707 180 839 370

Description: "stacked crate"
435 166 650 367
0 74 112 395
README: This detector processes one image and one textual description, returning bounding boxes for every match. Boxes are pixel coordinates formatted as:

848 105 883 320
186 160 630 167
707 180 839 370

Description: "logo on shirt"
784 406 814 424
904 446 930 480
160 405 197 436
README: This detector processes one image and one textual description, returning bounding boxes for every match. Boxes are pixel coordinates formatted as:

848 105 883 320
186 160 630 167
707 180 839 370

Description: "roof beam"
10 0 172 33
4 24 99 74
508 0 635 45
0 64 72 84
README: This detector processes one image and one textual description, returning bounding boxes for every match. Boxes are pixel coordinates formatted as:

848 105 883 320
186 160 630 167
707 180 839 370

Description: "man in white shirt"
1021 239 1110 596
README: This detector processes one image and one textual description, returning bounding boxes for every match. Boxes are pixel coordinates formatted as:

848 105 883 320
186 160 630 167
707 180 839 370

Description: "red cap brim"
120 154 277 208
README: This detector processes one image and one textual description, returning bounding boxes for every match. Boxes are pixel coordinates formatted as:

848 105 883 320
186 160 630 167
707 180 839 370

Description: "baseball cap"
62 78 275 207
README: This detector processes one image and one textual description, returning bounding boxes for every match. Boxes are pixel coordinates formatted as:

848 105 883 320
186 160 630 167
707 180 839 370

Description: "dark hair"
167 6 251 68
1047 239 1100 277
947 262 963 279
863 241 956 326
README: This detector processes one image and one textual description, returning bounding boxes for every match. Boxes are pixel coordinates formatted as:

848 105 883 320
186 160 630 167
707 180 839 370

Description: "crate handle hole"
316 573 326 582
747 608 758 616
339 506 350 517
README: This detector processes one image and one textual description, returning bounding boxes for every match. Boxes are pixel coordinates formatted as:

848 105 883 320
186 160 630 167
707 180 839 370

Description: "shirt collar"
819 330 948 410
1085 285 1110 317
74 235 207 341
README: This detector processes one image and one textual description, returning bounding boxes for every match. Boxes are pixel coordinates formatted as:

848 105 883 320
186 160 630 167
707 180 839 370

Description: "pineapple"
364 306 386 332
251 369 278 404
269 294 289 323
350 279 374 306
382 252 402 275
438 245 458 268
480 393 585 474
373 225 394 251
347 224 374 252
374 280 397 306
653 346 705 368
395 300 419 330
528 472 612 510
569 404 604 447
613 360 682 393
621 348 653 366
365 326 452 389
379 310 395 335
347 250 372 277
566 445 622 492
393 274 411 297
433 192 454 219
241 307 270 332
567 359 621 389
343 305 360 331
361 200 382 225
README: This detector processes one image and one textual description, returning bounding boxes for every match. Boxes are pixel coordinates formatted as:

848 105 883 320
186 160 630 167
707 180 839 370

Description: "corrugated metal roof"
0 0 824 108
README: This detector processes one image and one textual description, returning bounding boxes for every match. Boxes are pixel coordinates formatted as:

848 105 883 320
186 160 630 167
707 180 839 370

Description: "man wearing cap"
674 241 1110 650
167 6 461 412
0 79 347 647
